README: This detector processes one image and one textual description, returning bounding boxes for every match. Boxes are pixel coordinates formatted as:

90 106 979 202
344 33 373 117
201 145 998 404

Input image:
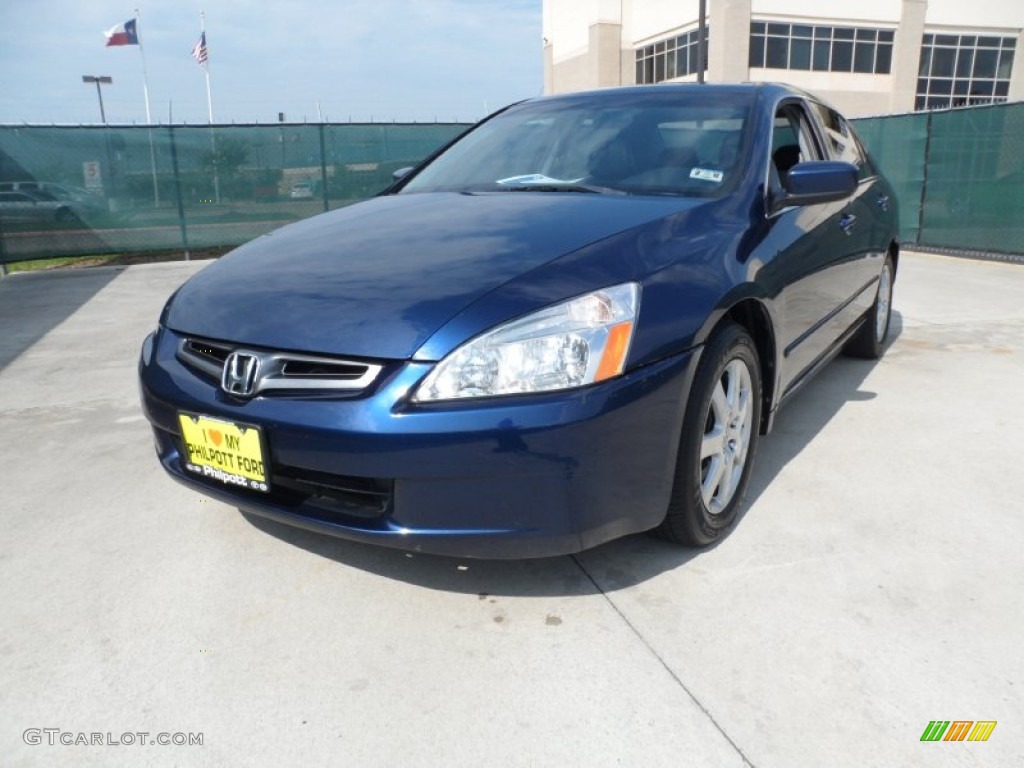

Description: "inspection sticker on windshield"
178 413 269 493
690 168 724 183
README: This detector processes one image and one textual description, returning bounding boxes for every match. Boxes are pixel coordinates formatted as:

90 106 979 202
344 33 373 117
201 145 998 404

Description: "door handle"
876 194 890 212
839 213 857 235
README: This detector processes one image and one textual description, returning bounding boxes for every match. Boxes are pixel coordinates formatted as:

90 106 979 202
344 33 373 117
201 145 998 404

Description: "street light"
82 75 113 123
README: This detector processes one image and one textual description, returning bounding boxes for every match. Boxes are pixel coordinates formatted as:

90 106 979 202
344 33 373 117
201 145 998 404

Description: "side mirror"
772 161 858 213
392 166 414 182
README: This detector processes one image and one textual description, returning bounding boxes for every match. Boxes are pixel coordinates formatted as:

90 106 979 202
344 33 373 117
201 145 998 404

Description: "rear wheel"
845 255 894 359
657 323 762 547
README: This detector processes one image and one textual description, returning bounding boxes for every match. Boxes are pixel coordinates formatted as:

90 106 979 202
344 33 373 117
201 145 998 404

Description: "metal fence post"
168 126 191 260
916 110 933 246
0 215 8 278
318 124 330 213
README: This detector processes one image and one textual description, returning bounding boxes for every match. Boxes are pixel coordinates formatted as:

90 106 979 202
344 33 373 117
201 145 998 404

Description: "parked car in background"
0 190 86 223
289 181 315 199
140 83 899 558
0 181 105 217
0 180 102 205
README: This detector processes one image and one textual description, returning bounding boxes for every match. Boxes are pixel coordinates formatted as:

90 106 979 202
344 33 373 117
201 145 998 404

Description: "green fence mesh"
0 122 467 263
918 104 1024 253
854 101 1024 255
851 112 928 245
2 104 1023 264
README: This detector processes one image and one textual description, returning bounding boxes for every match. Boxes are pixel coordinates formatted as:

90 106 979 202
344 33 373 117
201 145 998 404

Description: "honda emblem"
221 352 260 397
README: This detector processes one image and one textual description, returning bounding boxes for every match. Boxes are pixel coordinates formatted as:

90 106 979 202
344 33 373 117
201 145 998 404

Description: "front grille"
273 466 392 519
176 335 384 396
179 339 232 379
279 359 369 380
169 432 391 521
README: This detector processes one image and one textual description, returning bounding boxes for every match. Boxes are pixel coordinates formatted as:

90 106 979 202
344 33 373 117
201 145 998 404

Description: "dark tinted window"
854 43 875 73
751 22 893 74
916 33 1017 109
766 37 788 68
832 41 853 71
791 38 811 69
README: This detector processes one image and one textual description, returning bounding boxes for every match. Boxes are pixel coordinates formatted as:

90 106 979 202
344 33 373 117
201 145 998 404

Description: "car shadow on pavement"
242 312 904 597
0 266 124 373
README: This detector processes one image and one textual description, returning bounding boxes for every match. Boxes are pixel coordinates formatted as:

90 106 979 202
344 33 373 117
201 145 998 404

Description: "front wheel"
657 323 762 547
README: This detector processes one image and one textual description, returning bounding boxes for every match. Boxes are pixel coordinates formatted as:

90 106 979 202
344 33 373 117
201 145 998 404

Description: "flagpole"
200 10 220 203
135 8 153 124
135 8 160 206
201 11 214 123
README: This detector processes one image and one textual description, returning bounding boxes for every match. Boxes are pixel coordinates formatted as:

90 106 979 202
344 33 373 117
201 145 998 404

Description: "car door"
808 102 889 340
0 192 40 222
765 100 856 395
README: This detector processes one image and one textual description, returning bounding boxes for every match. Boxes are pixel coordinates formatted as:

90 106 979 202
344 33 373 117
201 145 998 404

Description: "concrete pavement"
1 252 1021 766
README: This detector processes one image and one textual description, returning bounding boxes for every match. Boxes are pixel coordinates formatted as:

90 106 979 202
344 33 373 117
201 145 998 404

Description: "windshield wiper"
502 183 627 195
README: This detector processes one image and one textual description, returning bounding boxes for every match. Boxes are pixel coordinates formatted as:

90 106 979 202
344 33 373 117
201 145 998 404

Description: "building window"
635 27 708 85
749 22 894 74
915 33 1016 110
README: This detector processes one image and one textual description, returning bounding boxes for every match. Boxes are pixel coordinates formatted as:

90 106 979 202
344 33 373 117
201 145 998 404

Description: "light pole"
696 0 706 84
82 75 113 123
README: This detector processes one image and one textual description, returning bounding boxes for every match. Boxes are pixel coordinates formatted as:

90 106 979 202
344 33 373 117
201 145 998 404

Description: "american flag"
191 31 208 66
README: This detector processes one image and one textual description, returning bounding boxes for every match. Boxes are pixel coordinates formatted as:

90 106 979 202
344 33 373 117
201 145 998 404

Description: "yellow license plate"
178 413 269 493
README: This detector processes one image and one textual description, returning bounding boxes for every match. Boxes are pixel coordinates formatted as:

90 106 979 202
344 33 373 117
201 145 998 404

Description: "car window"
401 91 753 199
810 102 872 178
771 104 822 181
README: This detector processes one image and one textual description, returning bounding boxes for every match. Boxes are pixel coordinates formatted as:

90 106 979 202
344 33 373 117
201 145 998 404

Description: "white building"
543 0 1024 116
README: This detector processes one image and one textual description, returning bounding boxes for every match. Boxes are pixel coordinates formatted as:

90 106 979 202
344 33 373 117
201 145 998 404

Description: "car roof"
528 82 820 108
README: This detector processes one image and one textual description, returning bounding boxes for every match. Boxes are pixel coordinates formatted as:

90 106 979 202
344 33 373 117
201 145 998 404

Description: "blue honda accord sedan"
139 83 898 558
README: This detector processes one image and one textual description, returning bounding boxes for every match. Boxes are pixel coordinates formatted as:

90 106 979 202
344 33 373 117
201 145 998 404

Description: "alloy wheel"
700 358 754 515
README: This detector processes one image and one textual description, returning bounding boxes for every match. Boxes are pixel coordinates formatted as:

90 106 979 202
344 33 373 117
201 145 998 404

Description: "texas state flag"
104 18 139 46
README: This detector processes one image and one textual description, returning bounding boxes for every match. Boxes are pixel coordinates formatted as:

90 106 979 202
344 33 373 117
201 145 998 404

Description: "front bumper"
139 328 699 558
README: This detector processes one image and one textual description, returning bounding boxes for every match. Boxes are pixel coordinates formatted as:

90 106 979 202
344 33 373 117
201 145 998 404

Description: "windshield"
401 90 753 198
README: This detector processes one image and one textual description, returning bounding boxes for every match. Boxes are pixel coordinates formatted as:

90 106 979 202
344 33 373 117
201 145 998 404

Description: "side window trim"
788 100 826 163
808 99 877 180
764 98 825 216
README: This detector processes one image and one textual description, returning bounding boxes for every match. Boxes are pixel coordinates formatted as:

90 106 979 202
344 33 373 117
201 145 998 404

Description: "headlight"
414 282 639 401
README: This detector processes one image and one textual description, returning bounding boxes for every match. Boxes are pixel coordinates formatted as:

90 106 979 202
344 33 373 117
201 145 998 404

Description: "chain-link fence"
2 104 1023 265
0 122 468 263
854 101 1024 256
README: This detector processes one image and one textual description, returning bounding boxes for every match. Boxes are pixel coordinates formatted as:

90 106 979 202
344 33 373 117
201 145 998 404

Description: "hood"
165 191 692 359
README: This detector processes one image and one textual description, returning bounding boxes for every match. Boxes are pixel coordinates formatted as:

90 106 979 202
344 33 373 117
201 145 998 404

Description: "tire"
657 322 762 547
844 255 894 360
54 207 74 223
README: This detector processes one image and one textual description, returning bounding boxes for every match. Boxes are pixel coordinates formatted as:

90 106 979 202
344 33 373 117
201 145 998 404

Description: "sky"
0 0 543 125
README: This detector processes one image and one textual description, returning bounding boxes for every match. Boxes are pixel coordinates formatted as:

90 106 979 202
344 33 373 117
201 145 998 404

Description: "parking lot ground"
1 252 1022 767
